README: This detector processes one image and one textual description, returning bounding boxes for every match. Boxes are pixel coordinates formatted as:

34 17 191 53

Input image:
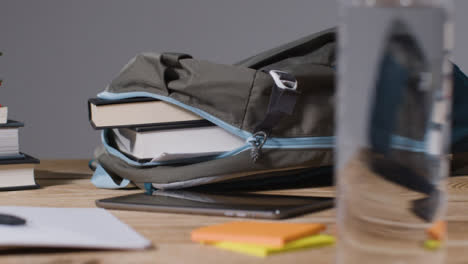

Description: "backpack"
91 28 468 191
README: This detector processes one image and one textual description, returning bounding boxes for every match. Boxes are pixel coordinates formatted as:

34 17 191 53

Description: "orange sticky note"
427 221 446 241
191 221 326 248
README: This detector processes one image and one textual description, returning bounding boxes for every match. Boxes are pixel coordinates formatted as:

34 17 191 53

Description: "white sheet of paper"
0 207 151 250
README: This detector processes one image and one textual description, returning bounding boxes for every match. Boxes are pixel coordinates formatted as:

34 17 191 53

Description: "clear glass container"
336 0 454 263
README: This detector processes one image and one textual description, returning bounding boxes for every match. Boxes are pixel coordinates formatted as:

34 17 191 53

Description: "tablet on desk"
96 191 333 219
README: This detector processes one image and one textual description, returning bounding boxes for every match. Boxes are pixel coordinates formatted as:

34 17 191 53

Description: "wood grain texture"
0 160 466 264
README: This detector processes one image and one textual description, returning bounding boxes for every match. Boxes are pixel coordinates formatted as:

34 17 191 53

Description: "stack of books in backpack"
0 111 40 191
88 97 244 163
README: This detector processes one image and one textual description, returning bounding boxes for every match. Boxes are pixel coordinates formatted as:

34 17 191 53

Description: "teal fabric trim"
263 136 334 149
91 165 130 189
97 91 337 149
391 135 426 152
98 92 426 156
144 183 154 194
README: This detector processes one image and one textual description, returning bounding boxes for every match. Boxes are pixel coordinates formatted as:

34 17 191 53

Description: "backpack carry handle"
254 70 300 135
250 70 300 162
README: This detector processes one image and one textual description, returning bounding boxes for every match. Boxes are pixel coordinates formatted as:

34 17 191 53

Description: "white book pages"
0 128 19 156
0 107 7 124
113 126 245 160
0 164 35 188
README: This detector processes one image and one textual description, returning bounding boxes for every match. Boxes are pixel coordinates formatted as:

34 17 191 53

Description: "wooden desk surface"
0 160 467 264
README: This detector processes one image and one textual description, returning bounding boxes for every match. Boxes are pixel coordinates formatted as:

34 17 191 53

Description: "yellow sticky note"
424 239 442 250
213 234 335 257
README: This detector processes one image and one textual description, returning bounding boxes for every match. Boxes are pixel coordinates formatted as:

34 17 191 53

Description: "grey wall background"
0 0 466 159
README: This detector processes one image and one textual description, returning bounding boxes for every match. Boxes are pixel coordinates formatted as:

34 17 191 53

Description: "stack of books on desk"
88 97 244 162
0 119 40 191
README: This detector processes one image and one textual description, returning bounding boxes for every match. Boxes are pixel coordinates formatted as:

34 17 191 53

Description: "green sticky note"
424 239 442 250
213 234 335 258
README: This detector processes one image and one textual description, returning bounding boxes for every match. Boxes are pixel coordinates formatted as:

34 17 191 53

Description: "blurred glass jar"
336 0 454 263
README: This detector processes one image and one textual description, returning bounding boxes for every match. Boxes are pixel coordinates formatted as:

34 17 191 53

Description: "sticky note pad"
426 221 446 241
424 240 442 250
213 234 335 257
191 221 326 248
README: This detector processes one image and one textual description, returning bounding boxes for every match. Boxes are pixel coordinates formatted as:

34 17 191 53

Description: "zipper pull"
248 131 268 163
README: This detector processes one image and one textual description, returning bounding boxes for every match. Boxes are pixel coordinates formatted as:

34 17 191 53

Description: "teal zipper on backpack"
98 91 425 166
98 91 335 149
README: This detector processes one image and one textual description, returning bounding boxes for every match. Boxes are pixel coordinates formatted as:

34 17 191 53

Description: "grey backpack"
91 28 468 191
92 28 336 191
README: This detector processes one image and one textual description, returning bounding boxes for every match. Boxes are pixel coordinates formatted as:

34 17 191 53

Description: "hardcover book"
88 97 203 129
111 123 245 162
0 154 40 191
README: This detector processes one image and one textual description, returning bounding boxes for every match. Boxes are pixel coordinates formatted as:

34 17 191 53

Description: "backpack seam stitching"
240 70 257 130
